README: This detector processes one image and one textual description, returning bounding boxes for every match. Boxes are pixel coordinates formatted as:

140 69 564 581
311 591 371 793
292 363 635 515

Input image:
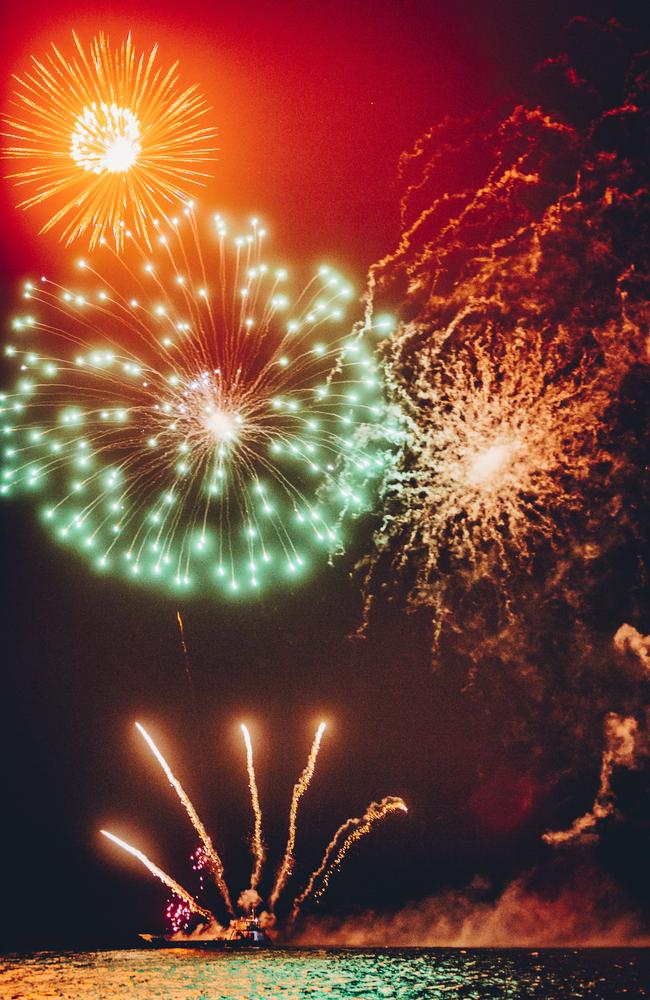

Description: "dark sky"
1 0 648 948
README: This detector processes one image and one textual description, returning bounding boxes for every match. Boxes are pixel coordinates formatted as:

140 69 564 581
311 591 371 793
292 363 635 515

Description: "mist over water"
2 948 650 999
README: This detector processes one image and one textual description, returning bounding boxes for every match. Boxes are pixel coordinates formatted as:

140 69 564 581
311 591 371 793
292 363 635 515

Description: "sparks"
165 896 193 934
361 323 645 644
290 796 408 921
356 98 650 657
3 32 218 249
102 720 406 929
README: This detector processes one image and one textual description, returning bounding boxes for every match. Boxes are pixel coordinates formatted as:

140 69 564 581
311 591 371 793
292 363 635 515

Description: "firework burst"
359 94 650 648
0 208 397 595
101 720 406 934
362 316 642 640
3 32 217 249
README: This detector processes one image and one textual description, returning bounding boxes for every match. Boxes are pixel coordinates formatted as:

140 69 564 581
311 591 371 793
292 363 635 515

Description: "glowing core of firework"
71 104 142 175
466 438 521 487
203 407 240 442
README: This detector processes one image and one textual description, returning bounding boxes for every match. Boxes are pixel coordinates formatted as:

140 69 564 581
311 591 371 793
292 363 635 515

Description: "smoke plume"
543 713 640 846
291 867 650 947
237 888 262 914
614 624 650 675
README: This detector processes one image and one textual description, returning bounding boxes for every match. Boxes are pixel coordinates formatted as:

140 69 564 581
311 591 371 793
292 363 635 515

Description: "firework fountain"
134 721 233 914
100 829 213 921
289 796 408 924
101 721 407 937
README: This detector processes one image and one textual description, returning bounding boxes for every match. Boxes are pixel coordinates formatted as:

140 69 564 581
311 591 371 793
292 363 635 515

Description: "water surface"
2 947 649 998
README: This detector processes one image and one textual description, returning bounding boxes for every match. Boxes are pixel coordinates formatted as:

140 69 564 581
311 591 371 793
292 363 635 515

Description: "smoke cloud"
291 868 650 947
169 918 226 942
614 624 650 675
543 713 640 846
237 888 262 914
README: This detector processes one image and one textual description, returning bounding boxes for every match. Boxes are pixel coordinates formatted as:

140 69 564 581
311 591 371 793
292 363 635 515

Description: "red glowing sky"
0 0 579 283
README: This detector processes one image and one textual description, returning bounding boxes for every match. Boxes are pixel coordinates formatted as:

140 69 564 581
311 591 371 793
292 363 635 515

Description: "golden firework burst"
3 32 218 249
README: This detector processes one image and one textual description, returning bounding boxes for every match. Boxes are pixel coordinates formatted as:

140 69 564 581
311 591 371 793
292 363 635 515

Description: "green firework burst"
1 209 399 595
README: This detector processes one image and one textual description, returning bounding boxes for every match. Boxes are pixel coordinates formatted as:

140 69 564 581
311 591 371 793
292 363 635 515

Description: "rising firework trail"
290 796 407 922
3 31 217 249
100 829 213 920
270 721 326 910
102 720 406 934
135 721 233 914
240 724 265 891
176 611 198 721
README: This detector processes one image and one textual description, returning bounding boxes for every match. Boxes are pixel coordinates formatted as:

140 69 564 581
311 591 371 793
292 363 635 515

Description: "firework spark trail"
176 611 198 721
270 722 327 911
3 31 218 249
100 829 213 919
290 796 407 921
135 721 234 914
240 724 265 891
103 720 407 932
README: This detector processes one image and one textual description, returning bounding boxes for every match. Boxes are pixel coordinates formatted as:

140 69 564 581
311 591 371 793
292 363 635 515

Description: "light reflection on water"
1 947 649 999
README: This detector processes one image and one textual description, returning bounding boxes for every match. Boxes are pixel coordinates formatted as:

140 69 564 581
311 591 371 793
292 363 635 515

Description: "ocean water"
1 947 649 999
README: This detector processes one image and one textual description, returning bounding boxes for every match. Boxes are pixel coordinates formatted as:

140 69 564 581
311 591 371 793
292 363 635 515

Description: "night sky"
1 0 649 949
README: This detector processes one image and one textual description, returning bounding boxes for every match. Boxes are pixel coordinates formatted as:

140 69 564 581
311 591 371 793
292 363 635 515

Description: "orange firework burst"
360 98 650 649
3 32 217 249
363 318 641 640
